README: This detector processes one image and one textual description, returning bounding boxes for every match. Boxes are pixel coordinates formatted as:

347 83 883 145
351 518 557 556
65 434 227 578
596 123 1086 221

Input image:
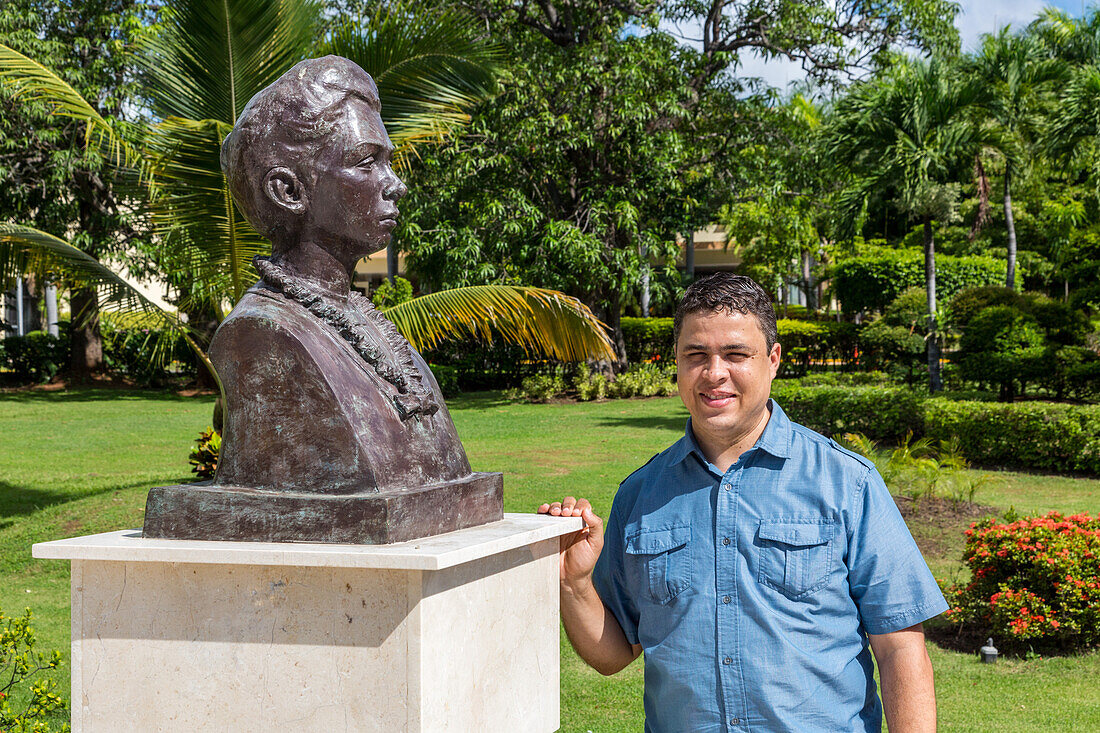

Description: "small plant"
189 428 221 480
944 512 1100 653
573 363 608 401
517 372 567 402
371 277 414 309
0 607 68 733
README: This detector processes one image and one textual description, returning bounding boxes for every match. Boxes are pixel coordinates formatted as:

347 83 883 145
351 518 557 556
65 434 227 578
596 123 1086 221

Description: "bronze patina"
142 56 503 544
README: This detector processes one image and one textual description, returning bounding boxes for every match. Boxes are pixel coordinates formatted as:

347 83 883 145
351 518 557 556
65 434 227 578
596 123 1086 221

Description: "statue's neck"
272 241 351 304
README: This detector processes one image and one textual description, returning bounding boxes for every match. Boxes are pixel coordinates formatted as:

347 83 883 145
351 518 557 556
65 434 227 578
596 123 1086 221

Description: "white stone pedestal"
33 513 582 733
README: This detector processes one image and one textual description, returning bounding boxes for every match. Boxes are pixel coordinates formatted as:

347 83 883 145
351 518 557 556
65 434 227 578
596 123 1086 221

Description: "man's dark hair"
674 273 778 351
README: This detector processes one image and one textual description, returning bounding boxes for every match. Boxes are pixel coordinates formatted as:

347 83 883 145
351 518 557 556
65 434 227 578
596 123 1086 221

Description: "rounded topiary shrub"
943 512 1100 654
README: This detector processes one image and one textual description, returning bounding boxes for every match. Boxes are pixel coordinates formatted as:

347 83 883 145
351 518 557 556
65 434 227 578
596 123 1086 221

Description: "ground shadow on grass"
595 413 688 432
446 391 518 411
0 387 214 404
0 480 166 530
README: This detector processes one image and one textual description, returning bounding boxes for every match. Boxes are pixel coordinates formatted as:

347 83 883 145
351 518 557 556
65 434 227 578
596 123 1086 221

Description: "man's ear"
263 167 307 214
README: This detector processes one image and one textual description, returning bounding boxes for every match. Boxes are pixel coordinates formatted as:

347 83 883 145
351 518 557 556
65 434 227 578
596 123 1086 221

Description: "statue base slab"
142 471 503 544
33 514 582 733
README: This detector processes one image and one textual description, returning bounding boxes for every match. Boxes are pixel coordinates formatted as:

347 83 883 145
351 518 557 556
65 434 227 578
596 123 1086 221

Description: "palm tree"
966 27 1066 289
827 58 988 392
1 0 617 381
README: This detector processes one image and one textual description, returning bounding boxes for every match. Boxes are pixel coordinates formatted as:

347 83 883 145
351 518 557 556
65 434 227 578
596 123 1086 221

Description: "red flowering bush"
943 512 1100 652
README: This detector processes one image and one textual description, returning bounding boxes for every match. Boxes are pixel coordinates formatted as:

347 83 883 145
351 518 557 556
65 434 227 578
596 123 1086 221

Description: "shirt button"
722 537 731 545
723 595 731 604
730 718 740 726
723 656 732 665
722 483 731 491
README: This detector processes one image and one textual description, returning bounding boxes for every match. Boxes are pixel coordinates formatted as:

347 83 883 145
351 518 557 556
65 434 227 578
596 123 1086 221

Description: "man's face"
303 98 407 268
675 309 781 452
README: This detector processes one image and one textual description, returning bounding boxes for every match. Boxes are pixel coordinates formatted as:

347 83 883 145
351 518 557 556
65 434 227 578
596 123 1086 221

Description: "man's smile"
701 390 737 407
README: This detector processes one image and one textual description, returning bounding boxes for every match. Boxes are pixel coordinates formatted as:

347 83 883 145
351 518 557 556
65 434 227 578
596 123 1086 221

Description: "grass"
1 388 1099 730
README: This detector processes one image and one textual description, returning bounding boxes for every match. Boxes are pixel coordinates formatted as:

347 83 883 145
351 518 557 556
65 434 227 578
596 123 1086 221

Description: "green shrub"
923 400 1100 475
371 276 414 309
516 372 567 402
573 363 608 401
188 428 221 480
101 324 195 386
607 363 676 399
798 371 892 387
429 364 460 397
775 319 828 377
956 306 1047 401
769 382 925 443
424 339 552 391
1040 346 1100 402
948 286 1024 330
943 512 1100 653
831 249 1012 315
1 332 69 384
0 607 67 732
621 317 675 363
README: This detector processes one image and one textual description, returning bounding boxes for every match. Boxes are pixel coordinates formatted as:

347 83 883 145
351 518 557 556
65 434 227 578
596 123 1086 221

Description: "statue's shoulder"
210 287 322 368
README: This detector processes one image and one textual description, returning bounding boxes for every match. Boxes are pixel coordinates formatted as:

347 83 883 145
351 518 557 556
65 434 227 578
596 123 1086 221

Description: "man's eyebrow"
681 342 755 352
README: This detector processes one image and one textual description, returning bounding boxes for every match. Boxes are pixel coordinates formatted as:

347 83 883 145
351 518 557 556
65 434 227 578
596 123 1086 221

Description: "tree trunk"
801 249 817 311
386 242 398 284
69 285 104 381
923 216 942 393
640 244 650 318
1004 163 1017 290
684 233 695 282
45 282 59 337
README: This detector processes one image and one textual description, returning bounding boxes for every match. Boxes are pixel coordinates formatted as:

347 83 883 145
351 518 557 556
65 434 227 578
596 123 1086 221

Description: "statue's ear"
263 167 307 214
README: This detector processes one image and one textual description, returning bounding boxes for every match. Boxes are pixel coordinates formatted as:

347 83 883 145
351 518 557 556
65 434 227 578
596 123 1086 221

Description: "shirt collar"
670 398 793 467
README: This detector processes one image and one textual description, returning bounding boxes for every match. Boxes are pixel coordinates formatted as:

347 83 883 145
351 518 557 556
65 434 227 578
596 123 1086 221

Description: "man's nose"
702 355 727 378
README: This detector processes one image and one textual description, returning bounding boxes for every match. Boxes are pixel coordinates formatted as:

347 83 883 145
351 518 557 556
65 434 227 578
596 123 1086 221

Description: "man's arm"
538 497 641 675
868 623 937 733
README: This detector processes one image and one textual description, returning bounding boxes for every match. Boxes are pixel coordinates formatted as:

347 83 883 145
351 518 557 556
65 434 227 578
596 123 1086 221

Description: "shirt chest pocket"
756 519 836 599
624 525 693 605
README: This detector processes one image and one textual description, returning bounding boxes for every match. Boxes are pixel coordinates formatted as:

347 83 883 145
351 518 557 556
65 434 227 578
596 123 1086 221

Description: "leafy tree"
0 0 151 379
405 0 959 361
827 57 989 391
2 0 617 378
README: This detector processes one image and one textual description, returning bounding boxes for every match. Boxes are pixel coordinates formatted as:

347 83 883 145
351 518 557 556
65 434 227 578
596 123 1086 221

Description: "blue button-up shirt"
592 400 948 732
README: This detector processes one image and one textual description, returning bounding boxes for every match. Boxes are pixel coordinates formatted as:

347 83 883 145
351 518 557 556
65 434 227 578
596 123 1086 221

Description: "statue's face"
302 97 407 267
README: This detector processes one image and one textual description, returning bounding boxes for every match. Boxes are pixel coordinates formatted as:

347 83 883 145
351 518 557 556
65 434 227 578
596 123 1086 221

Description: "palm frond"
137 0 321 124
145 117 268 304
319 2 499 166
383 286 616 363
0 43 140 169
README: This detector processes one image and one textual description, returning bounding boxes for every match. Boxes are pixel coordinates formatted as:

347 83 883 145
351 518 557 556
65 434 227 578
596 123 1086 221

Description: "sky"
665 0 1091 91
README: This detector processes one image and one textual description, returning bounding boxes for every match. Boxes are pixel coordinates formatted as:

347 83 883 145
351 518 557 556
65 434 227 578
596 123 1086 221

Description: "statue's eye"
356 156 375 170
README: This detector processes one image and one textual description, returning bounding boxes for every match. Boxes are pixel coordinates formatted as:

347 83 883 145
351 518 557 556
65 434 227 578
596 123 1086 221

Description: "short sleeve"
846 466 949 635
592 506 641 646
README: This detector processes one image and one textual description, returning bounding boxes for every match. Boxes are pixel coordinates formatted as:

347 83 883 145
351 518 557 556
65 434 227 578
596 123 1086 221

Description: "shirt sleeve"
846 465 949 635
592 505 641 646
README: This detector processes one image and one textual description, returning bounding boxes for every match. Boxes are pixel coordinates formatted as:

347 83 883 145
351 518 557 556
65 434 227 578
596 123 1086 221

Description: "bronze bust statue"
143 56 503 544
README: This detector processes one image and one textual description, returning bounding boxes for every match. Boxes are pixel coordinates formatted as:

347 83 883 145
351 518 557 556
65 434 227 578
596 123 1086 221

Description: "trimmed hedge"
831 249 1013 315
621 317 674 363
770 382 925 443
771 381 1100 476
924 400 1100 475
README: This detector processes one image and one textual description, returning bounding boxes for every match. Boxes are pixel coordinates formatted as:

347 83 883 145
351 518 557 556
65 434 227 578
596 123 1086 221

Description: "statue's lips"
379 215 399 228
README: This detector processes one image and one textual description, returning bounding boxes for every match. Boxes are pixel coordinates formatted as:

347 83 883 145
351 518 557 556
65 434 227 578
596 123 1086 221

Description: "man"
539 273 947 732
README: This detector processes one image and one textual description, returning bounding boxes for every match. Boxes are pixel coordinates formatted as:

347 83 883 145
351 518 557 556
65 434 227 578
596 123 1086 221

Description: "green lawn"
2 388 1099 731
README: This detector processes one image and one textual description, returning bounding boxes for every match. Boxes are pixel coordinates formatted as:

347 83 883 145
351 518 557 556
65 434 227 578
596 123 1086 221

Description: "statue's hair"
674 273 778 351
220 56 381 252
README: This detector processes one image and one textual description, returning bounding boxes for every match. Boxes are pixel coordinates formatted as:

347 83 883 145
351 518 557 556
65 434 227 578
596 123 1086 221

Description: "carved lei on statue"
254 255 439 420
